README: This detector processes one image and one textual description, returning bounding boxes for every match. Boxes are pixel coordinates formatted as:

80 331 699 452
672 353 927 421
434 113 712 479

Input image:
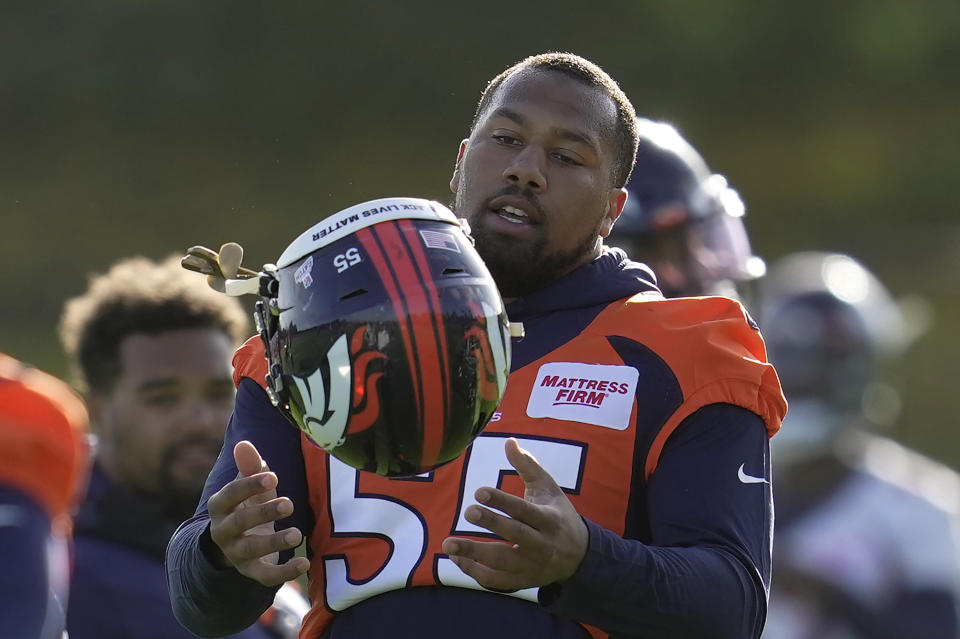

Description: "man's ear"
449 139 468 194
601 188 628 237
84 392 108 437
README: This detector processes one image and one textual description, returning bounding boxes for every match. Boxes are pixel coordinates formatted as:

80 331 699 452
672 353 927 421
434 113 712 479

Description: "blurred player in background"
59 256 307 639
1 353 89 639
757 251 960 639
607 117 765 302
605 120 960 636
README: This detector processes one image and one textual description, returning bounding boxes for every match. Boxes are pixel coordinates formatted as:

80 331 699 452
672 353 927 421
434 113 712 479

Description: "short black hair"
472 52 639 188
59 255 249 393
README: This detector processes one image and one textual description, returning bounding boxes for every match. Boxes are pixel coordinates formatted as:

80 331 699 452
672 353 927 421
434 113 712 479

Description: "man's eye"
553 152 581 166
492 135 521 145
143 393 179 408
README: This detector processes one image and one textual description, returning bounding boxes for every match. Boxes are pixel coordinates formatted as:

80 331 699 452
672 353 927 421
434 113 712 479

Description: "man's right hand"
207 440 310 586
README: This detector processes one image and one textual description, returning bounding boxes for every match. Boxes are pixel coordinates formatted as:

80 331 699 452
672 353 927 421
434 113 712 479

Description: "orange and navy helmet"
255 197 511 477
609 118 766 300
758 251 911 444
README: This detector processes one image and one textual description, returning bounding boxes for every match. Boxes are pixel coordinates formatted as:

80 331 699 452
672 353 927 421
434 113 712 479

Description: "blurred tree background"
3 1 958 464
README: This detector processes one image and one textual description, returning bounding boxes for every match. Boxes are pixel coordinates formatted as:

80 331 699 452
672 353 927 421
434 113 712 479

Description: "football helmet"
608 118 765 299
759 252 908 463
242 197 511 477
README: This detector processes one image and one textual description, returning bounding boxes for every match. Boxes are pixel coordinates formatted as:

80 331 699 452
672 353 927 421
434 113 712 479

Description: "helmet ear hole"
262 197 512 477
339 289 368 301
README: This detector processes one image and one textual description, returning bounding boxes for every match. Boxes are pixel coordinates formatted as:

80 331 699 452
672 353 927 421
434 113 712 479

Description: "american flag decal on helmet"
418 229 461 253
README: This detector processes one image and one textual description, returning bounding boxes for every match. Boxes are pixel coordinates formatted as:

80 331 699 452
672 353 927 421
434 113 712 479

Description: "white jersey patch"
526 362 638 430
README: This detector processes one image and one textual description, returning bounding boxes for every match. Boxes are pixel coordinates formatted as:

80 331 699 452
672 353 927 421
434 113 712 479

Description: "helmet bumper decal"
346 325 387 438
288 333 352 450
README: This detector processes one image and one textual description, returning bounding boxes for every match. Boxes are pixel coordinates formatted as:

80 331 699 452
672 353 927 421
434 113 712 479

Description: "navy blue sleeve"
0 486 57 639
540 403 771 638
166 378 312 637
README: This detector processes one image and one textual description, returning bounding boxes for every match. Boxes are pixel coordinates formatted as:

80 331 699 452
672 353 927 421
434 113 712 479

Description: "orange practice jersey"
0 353 89 520
232 290 784 638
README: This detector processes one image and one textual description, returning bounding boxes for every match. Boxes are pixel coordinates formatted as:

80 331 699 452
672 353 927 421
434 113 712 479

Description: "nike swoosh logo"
738 463 769 485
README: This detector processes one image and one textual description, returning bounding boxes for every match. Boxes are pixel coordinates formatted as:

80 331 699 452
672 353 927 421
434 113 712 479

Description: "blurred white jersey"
764 435 960 639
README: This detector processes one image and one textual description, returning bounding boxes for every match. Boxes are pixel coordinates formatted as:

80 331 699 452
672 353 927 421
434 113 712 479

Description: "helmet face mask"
617 210 759 299
256 198 511 477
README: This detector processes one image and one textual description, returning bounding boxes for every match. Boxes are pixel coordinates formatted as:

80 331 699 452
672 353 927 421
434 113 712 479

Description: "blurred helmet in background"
759 251 911 464
255 197 511 477
608 118 765 299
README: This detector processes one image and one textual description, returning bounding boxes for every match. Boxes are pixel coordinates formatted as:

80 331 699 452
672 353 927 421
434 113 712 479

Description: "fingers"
208 472 275 516
235 440 268 477
442 515 583 591
441 437 589 590
236 543 312 587
444 552 520 593
504 437 551 487
465 493 546 542
234 443 278 507
231 523 302 560
209 486 307 586
443 535 528 572
207 442 276 518
202 440 311 587
249 556 312 587
212 492 291 538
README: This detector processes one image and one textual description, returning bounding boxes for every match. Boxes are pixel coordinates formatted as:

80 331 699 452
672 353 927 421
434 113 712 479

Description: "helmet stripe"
355 226 425 436
371 220 448 467
397 219 451 460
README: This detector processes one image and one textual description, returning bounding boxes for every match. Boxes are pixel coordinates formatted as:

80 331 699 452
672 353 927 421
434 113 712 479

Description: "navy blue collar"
505 248 659 320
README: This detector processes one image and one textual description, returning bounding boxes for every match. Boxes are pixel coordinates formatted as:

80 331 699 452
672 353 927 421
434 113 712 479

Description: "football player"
758 252 960 639
0 352 89 639
607 117 765 301
167 52 786 639
59 256 307 639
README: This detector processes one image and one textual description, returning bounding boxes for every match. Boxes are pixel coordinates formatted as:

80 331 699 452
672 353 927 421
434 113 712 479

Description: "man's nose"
503 146 547 191
179 396 231 434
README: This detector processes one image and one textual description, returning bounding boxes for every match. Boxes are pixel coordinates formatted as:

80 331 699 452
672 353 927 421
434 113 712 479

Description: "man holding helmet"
168 52 786 638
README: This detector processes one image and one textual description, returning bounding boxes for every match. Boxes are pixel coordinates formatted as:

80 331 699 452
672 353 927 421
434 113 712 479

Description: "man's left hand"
441 437 589 592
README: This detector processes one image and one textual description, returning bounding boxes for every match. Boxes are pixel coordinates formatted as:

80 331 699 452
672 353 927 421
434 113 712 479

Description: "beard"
157 435 224 520
453 186 602 299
